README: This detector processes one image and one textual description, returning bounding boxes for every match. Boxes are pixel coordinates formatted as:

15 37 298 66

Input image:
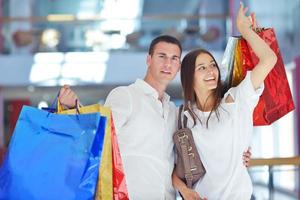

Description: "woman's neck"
195 90 215 112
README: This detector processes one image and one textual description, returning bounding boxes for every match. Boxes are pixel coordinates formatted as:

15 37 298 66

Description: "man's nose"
164 57 172 67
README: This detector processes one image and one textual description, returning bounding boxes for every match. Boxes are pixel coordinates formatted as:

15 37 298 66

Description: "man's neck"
144 75 167 101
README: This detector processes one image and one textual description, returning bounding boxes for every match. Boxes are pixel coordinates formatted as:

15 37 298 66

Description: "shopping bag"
0 147 5 166
221 36 245 89
0 105 106 200
111 116 129 200
240 28 295 125
220 36 239 92
59 104 129 200
59 104 113 200
231 39 244 87
222 28 295 125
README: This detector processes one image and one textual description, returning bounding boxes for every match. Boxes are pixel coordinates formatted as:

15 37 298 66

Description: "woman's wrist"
240 26 255 38
178 184 189 195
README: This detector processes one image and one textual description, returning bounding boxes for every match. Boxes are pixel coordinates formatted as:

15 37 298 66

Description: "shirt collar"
135 79 170 102
183 103 212 118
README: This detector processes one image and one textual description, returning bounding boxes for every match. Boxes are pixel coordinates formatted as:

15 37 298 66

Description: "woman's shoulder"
222 71 264 106
222 86 238 104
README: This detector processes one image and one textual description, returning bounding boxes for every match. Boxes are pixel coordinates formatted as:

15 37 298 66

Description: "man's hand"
243 147 252 167
58 85 80 109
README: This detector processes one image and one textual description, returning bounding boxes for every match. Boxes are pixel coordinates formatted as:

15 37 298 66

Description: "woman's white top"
184 72 264 200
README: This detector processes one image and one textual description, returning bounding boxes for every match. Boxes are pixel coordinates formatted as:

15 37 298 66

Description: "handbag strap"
179 137 193 188
178 105 188 130
177 104 193 188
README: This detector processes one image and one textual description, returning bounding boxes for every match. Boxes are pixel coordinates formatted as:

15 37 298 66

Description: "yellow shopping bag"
231 39 244 87
58 103 113 200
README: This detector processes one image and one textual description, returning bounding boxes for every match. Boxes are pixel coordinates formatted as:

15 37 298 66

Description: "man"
103 35 181 199
60 35 181 199
59 35 251 200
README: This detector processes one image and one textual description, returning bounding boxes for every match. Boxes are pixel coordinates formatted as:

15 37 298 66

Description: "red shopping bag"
0 147 5 166
111 116 129 200
240 28 295 125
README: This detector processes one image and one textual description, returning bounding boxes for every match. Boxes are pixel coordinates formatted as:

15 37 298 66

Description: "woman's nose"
207 67 214 74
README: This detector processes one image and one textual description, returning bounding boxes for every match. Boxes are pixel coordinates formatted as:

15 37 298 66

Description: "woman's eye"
197 66 205 70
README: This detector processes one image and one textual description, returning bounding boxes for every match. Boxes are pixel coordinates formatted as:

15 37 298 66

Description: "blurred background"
0 0 299 199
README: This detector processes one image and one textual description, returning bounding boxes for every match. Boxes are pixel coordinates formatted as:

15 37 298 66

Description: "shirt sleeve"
225 71 264 111
104 86 133 135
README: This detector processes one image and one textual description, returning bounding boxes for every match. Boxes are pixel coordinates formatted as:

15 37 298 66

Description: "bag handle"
178 104 188 129
42 91 80 114
57 99 81 114
179 136 194 188
177 104 194 188
41 91 60 113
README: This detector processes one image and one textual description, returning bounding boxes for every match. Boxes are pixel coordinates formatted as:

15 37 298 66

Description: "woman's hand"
59 85 80 109
236 1 277 89
180 187 207 200
236 2 253 35
172 168 207 200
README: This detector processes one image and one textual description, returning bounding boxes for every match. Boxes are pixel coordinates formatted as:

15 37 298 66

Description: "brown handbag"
173 105 206 188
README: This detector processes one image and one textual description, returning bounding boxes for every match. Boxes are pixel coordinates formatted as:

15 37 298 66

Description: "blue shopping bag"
0 105 106 200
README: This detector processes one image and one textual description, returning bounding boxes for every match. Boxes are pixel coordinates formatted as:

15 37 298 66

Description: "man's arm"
104 87 133 133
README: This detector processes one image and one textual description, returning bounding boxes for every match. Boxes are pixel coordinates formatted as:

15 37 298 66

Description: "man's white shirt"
105 79 177 200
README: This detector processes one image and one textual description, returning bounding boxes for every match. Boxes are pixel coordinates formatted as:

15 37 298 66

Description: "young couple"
59 3 277 200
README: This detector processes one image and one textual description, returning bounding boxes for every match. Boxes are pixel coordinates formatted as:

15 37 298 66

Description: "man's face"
146 42 181 85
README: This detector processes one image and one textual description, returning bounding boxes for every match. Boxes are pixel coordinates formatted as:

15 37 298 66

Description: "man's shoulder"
106 80 141 100
108 85 129 95
105 85 133 106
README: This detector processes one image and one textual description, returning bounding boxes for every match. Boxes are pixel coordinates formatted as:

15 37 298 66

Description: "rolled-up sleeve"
237 71 264 110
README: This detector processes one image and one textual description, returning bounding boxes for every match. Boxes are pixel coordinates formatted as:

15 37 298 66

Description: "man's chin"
159 77 173 85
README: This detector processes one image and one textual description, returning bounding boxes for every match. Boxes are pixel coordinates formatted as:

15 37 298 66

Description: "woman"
172 3 277 200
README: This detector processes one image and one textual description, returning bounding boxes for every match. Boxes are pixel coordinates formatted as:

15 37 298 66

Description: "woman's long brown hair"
180 49 225 128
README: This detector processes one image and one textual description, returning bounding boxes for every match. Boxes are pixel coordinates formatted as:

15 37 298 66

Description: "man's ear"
146 54 151 67
177 61 182 72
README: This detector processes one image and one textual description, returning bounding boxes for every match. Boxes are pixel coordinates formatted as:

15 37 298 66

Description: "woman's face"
193 53 219 93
